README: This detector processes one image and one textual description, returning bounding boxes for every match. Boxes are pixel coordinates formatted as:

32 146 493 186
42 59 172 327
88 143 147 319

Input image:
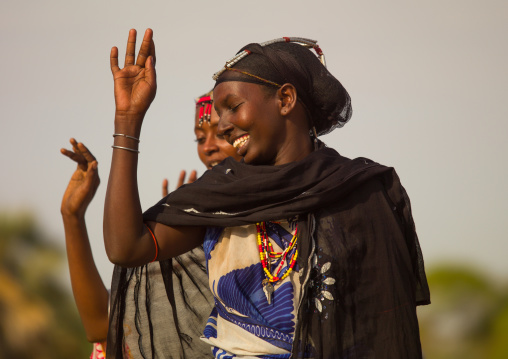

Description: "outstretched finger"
145 56 157 89
77 142 97 163
162 178 169 197
150 38 156 66
70 137 80 153
188 170 197 184
60 148 86 167
125 29 137 66
110 47 120 74
176 170 186 189
136 28 153 67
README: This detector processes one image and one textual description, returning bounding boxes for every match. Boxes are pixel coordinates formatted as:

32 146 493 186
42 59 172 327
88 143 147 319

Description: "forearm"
104 116 155 266
62 214 109 343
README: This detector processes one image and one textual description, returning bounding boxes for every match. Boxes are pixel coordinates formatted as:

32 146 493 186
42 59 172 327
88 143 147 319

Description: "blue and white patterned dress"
201 221 301 359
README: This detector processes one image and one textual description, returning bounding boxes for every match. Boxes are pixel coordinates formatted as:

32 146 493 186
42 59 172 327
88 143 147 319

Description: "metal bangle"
113 133 140 142
111 145 139 153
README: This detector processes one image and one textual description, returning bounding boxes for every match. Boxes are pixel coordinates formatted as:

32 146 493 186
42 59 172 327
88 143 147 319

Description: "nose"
217 116 233 144
203 135 219 155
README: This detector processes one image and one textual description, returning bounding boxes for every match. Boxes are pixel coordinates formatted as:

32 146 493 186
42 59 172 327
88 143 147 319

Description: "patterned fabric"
90 343 105 359
201 222 301 358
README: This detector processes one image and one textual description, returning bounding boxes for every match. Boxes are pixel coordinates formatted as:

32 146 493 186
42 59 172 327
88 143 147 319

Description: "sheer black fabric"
107 247 214 358
107 146 429 358
214 42 352 136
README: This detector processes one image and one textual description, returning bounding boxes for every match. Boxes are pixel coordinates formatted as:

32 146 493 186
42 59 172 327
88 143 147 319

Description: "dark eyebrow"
216 94 237 107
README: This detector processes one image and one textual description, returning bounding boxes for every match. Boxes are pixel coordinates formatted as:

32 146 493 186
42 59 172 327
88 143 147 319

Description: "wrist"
115 111 145 133
61 210 85 223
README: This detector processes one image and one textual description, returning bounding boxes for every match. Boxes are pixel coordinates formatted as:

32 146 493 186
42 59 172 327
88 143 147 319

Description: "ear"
277 83 298 116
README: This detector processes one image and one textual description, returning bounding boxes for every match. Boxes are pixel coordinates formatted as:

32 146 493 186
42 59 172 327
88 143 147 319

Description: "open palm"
110 29 157 119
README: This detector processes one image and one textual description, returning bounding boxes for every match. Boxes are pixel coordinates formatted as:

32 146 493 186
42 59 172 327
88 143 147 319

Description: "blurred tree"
0 211 90 358
418 265 508 359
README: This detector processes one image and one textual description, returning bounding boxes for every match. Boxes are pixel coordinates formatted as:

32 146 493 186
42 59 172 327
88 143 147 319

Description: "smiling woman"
214 81 312 166
194 91 242 169
105 30 430 359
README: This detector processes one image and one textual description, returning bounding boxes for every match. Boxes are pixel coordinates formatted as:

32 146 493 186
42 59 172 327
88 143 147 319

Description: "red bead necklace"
256 222 298 284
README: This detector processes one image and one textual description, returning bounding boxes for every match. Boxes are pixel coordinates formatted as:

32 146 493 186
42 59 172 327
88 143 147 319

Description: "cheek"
197 145 207 160
218 141 239 158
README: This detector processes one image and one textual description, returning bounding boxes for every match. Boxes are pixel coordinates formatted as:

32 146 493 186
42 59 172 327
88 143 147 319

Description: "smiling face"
194 105 242 170
214 81 312 166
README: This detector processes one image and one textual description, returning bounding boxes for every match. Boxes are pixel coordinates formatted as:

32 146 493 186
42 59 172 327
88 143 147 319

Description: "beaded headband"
195 95 213 127
212 37 326 81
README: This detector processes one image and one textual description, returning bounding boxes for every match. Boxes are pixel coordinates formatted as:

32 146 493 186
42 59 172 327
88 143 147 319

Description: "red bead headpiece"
195 95 213 127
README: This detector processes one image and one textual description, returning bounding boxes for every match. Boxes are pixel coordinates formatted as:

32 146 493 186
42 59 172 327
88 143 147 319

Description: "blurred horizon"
1 0 507 356
2 208 508 357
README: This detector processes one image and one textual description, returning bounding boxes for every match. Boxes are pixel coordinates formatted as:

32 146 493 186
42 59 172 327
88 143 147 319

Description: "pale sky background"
1 0 507 287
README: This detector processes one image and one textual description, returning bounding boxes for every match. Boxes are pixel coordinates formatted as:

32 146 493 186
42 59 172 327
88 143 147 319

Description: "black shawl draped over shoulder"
107 147 430 359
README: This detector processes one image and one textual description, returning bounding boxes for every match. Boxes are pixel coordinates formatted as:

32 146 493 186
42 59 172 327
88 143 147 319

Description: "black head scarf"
214 41 352 136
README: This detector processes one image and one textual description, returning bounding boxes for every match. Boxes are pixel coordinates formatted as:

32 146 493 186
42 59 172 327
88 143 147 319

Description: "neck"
273 130 313 166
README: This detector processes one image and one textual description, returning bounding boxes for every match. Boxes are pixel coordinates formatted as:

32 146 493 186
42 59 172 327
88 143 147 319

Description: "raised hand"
110 29 157 124
60 138 100 218
162 170 198 197
60 139 109 346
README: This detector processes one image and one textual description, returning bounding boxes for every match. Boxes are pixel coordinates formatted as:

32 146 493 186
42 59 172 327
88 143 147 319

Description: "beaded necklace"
256 222 298 304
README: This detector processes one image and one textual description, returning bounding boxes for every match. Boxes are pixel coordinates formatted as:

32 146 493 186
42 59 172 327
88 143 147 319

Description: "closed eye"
230 102 243 113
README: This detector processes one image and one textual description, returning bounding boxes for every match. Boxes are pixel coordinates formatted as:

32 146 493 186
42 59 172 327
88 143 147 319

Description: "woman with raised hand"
60 139 108 358
109 90 243 358
105 29 430 358
61 89 241 358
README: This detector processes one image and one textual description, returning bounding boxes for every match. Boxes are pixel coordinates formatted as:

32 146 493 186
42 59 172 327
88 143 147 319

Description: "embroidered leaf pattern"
321 291 334 300
321 262 331 274
323 277 336 285
309 255 336 318
314 298 322 312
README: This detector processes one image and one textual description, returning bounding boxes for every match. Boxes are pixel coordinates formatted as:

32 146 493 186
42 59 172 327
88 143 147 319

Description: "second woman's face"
194 105 242 170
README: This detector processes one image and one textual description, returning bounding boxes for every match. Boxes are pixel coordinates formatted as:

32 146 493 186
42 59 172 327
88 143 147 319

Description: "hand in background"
162 170 197 197
60 138 100 218
60 138 108 346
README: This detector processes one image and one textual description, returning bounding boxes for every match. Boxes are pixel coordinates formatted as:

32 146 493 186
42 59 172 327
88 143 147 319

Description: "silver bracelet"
113 133 140 142
111 145 140 153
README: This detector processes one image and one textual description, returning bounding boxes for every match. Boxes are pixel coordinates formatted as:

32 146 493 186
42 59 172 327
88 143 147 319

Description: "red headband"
196 95 213 127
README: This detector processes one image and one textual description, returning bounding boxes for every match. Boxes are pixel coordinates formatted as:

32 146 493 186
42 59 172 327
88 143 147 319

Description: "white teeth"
233 135 249 149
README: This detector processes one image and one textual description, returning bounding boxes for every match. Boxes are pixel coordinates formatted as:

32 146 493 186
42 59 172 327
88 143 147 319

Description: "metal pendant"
262 279 274 305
